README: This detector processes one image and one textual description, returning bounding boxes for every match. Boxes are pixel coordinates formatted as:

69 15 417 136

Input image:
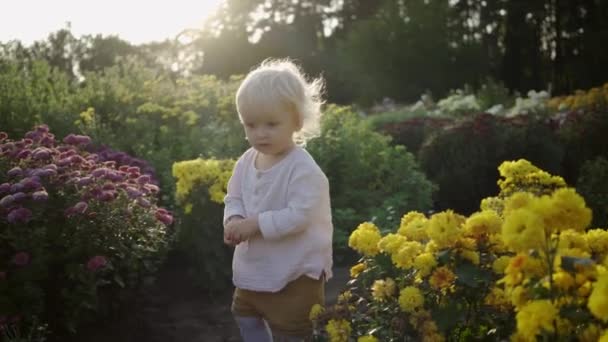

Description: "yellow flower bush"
547 82 608 111
312 159 608 341
172 158 234 210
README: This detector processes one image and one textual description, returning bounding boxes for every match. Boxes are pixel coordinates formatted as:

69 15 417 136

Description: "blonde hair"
236 58 325 145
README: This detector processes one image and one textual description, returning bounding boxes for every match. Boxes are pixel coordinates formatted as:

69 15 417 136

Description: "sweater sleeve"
258 169 328 240
223 155 247 227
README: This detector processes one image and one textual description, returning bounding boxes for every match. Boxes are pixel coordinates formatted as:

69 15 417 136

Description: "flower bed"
312 159 608 341
0 125 173 338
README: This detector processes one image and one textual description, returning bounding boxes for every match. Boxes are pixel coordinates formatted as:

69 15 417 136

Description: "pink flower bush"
0 125 173 337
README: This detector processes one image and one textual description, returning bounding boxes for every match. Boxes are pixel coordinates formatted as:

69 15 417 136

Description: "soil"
72 258 351 342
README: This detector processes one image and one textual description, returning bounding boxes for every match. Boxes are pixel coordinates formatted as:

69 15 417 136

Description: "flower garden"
2 63 608 341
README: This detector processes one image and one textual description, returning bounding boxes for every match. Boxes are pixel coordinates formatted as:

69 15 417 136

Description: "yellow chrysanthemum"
429 267 456 292
508 286 528 308
588 274 608 322
348 222 382 256
464 210 502 239
357 336 378 342
542 188 592 232
480 196 504 213
501 209 546 252
392 241 423 269
378 233 407 255
587 229 608 254
371 278 396 302
427 210 464 249
492 256 512 274
350 263 366 278
398 216 429 242
398 286 424 313
503 192 536 215
552 271 575 291
400 211 427 227
309 304 324 321
326 319 351 342
516 300 557 340
414 253 437 277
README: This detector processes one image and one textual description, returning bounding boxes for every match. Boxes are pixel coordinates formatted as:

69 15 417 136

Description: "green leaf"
114 274 125 288
432 301 464 332
436 249 451 265
454 262 489 288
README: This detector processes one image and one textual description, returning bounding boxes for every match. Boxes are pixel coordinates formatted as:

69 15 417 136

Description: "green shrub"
577 156 608 227
171 158 235 291
0 125 172 338
419 113 564 215
307 106 436 263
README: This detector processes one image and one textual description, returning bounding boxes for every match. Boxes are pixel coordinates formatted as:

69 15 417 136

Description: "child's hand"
225 217 260 243
224 216 244 246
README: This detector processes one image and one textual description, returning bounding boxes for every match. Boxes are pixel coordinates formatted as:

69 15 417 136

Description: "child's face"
240 108 299 156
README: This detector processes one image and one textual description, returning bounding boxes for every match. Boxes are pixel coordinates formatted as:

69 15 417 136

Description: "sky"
0 0 224 45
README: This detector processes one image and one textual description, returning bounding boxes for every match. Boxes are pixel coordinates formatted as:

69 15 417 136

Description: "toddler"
223 58 333 342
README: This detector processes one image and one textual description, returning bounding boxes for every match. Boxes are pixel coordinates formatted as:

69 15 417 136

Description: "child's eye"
268 122 278 127
245 123 254 128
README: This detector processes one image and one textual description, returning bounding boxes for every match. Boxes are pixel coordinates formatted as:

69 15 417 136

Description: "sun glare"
0 0 225 45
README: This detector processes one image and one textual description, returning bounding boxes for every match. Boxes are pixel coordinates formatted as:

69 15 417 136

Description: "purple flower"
155 209 173 225
0 194 15 207
0 132 7 142
77 176 94 186
136 197 151 208
0 183 10 194
136 175 151 185
127 166 140 174
32 168 57 177
7 207 33 224
40 135 55 146
15 149 31 159
73 201 88 214
56 157 71 166
126 187 143 199
10 183 24 193
32 190 49 201
105 171 125 182
63 134 91 145
20 177 41 191
143 183 159 194
91 168 109 178
102 183 116 191
86 255 108 272
12 252 30 266
43 163 58 171
11 192 27 202
98 191 116 202
32 147 51 160
7 167 22 178
65 201 88 217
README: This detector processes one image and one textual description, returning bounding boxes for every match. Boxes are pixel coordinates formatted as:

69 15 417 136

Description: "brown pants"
231 275 325 338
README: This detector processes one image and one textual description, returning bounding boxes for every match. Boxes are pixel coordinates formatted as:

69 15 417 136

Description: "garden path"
75 258 350 342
